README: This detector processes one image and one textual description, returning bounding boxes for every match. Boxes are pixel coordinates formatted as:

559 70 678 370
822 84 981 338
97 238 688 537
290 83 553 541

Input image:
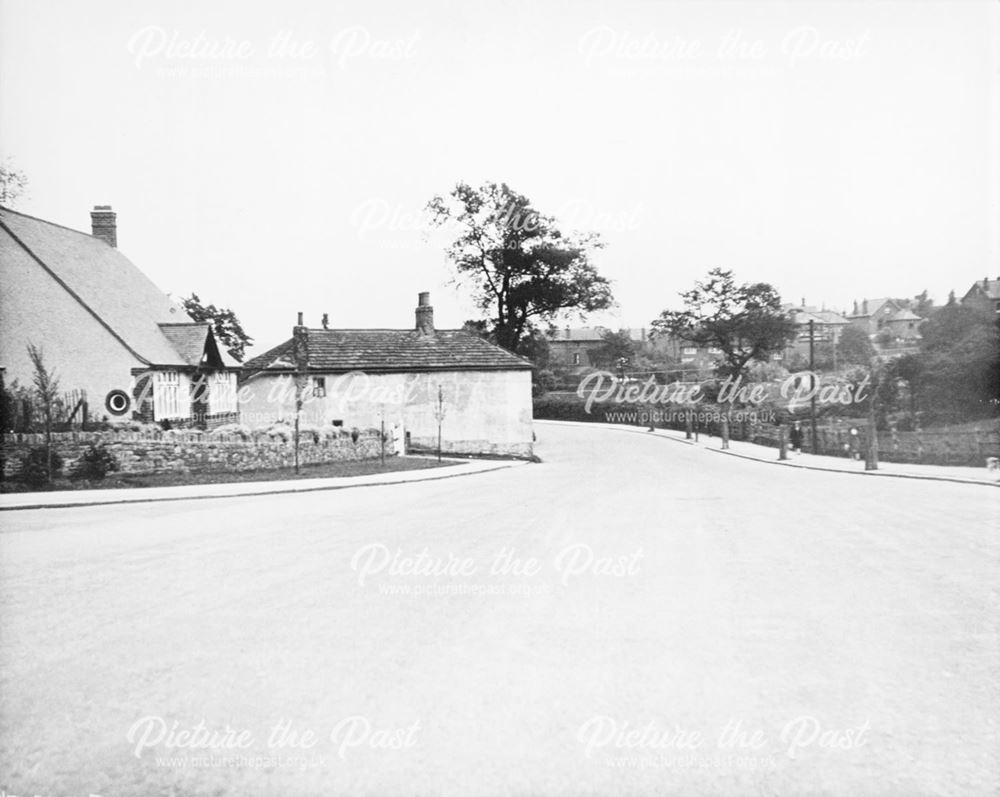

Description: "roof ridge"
0 205 108 243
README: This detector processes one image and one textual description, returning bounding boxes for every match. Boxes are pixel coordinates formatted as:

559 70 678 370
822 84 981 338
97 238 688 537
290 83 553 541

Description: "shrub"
210 423 253 440
18 446 64 488
70 443 120 481
266 423 293 442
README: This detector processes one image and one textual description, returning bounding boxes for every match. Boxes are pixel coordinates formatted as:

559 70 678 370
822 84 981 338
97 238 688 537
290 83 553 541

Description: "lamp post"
380 403 386 467
809 319 818 454
433 384 445 462
865 355 880 471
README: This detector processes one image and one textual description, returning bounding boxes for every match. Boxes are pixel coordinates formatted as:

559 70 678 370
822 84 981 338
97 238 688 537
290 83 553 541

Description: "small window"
313 376 326 397
682 347 697 355
573 353 581 365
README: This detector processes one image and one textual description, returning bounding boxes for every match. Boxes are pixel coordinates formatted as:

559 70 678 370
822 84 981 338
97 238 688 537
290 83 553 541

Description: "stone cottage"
240 293 534 457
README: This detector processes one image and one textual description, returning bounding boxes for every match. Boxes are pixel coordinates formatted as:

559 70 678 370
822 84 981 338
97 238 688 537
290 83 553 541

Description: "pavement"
542 419 1000 487
1 422 998 796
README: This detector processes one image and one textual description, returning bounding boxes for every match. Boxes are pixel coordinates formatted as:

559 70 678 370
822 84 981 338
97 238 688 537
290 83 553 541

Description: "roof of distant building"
963 277 1000 301
548 326 647 343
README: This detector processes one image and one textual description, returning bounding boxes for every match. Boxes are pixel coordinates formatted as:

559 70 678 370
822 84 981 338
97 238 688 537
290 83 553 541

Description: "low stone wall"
0 428 390 479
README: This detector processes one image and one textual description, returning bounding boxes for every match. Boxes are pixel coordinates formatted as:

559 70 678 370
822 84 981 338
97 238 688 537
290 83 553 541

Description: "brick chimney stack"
293 312 309 371
90 205 117 247
415 292 434 335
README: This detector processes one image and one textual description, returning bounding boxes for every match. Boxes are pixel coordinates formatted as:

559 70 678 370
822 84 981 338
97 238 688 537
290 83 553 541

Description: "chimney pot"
322 313 329 330
297 311 304 327
415 292 434 334
90 205 117 248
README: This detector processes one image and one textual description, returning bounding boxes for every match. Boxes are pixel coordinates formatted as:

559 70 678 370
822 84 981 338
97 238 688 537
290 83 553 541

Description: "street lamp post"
433 384 446 462
809 319 818 454
865 355 880 471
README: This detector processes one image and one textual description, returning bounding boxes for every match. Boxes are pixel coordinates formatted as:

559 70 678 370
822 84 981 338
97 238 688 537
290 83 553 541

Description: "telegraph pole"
809 319 818 454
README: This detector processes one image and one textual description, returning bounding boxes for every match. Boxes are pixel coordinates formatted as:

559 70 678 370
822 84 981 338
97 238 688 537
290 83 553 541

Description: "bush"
70 443 119 481
18 446 64 487
265 423 293 442
210 423 253 440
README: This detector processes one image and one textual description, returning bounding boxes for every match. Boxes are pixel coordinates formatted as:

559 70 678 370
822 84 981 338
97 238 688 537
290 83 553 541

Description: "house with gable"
781 303 851 362
847 297 922 343
961 276 1000 317
240 292 534 457
0 205 240 427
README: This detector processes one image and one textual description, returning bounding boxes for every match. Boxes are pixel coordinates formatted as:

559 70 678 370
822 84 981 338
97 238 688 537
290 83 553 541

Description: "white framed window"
154 370 190 420
208 372 237 414
313 376 326 397
682 347 697 355
573 353 581 365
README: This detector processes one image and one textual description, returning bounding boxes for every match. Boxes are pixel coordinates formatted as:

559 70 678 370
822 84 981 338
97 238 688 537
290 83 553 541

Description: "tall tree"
591 329 636 369
914 304 999 420
650 268 796 377
426 182 614 353
837 324 876 366
181 293 253 362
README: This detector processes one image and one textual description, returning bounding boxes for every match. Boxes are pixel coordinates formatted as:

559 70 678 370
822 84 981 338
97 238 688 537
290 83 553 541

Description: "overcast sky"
2 0 997 354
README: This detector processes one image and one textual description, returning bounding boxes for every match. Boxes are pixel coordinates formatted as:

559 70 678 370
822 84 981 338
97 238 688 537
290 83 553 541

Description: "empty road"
1 422 997 796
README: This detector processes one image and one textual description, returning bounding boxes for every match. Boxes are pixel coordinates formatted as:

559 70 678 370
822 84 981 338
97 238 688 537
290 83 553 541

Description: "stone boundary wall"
0 428 391 479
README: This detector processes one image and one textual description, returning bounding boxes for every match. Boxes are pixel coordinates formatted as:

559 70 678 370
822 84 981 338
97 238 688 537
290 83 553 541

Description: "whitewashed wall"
240 369 533 457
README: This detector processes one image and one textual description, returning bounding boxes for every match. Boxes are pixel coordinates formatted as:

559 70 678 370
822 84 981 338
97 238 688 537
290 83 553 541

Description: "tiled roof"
0 206 219 368
158 323 211 366
812 310 850 325
158 323 241 368
244 329 532 373
549 327 646 342
849 298 898 318
888 308 921 322
966 278 1000 300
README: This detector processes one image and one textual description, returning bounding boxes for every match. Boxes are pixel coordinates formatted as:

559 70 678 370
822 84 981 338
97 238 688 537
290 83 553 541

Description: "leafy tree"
426 181 614 353
837 325 875 366
650 268 796 378
914 304 1000 420
591 330 636 369
181 293 253 362
911 290 934 318
0 160 28 206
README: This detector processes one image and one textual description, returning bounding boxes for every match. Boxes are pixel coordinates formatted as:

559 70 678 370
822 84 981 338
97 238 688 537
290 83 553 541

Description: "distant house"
847 297 922 342
0 205 240 427
547 327 648 369
782 304 851 361
961 277 1000 317
240 293 534 457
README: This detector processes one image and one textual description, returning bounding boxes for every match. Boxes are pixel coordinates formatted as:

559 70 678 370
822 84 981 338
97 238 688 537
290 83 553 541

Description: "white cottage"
0 205 240 428
240 293 534 457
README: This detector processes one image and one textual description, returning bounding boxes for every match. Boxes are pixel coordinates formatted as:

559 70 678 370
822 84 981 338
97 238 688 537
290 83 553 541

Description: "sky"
1 0 997 356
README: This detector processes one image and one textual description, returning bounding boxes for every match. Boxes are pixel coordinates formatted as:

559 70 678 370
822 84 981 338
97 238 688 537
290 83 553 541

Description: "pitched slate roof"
965 278 1000 300
244 329 532 373
849 298 899 319
888 308 921 322
0 206 232 368
158 323 241 368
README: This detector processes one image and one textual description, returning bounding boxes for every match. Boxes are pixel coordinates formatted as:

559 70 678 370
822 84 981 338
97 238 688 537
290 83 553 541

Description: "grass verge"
0 456 460 494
